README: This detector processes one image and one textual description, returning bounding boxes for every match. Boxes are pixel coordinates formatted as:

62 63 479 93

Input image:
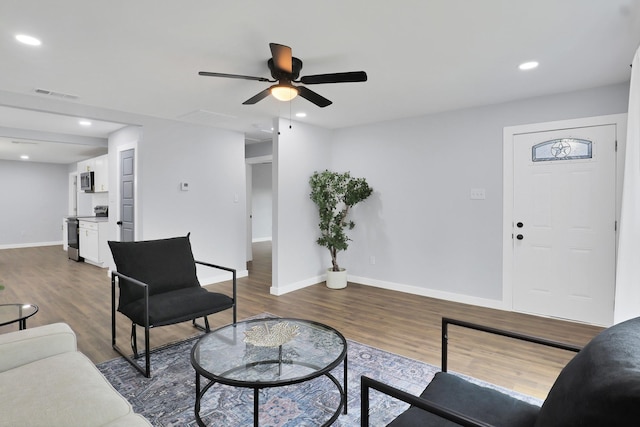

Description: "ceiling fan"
198 43 367 108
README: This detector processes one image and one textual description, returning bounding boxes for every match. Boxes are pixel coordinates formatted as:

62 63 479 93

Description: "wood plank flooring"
0 242 603 400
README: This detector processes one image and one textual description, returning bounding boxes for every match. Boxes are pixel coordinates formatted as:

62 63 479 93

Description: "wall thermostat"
180 182 189 191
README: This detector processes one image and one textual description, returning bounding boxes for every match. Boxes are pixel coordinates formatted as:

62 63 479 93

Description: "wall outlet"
470 188 486 200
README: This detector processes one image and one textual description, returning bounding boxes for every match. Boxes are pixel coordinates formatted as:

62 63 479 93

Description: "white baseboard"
252 237 272 243
348 275 508 311
270 275 324 296
270 272 507 311
0 241 63 250
83 259 106 268
200 269 249 286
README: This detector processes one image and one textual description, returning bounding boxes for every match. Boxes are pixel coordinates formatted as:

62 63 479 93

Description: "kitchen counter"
77 216 109 223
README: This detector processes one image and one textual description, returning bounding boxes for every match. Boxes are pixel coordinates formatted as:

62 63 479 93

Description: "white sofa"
0 323 151 427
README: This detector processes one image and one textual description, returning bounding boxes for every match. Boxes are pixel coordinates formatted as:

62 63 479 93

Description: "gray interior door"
119 148 135 241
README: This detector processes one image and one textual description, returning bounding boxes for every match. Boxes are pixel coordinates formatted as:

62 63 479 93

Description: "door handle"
516 234 524 240
116 221 123 226
516 222 524 228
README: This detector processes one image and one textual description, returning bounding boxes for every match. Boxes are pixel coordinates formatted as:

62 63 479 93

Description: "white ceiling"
0 106 125 163
0 137 109 164
0 1 639 161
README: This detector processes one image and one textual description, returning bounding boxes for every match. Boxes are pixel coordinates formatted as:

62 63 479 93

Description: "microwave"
80 171 94 192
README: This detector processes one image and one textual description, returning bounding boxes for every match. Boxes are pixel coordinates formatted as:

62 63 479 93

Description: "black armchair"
362 316 640 426
108 234 236 377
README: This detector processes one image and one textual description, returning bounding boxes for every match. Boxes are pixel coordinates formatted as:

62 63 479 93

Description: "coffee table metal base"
193 358 348 427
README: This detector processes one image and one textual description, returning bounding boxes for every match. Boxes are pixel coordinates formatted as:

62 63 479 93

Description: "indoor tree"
309 170 373 272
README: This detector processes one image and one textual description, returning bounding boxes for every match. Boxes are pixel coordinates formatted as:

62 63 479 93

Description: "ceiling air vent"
34 88 79 100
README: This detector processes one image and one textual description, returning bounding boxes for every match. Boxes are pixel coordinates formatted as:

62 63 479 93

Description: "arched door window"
532 138 592 162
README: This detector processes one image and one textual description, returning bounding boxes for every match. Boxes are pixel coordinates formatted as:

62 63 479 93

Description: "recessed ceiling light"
518 61 539 71
295 112 307 118
15 34 41 46
79 120 92 127
20 155 29 160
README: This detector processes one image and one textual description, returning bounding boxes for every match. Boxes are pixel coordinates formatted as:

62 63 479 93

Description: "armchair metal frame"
361 317 582 426
111 260 236 378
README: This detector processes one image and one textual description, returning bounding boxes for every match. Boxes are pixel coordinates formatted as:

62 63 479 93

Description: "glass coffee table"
190 317 348 427
0 304 38 330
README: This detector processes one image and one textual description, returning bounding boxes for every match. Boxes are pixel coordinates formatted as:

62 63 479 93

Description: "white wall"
0 160 68 247
272 118 332 294
251 162 272 241
328 83 630 305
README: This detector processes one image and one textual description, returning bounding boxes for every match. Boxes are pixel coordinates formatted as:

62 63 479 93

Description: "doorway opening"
246 155 273 286
247 241 272 285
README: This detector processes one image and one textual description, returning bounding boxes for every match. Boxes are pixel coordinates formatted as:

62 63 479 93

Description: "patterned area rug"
97 316 542 426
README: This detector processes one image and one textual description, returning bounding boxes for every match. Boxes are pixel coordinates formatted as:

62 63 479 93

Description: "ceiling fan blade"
199 71 271 82
269 43 292 73
242 88 272 105
300 71 368 85
297 86 332 108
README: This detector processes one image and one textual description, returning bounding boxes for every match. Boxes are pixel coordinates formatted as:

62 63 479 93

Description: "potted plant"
309 170 373 289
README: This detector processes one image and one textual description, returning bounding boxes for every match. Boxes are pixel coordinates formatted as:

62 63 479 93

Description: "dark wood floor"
0 242 603 399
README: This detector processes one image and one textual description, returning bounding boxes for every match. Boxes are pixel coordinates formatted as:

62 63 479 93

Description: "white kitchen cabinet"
77 158 94 173
62 219 68 251
94 154 108 192
79 220 108 267
77 154 108 192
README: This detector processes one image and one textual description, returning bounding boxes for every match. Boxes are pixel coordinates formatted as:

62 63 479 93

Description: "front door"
512 124 617 325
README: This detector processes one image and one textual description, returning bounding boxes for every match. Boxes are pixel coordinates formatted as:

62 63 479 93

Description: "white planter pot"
326 268 347 289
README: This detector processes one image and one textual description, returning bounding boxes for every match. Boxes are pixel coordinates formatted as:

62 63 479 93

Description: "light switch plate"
180 182 189 191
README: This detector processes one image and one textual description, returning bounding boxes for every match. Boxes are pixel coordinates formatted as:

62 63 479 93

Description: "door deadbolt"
516 234 524 240
516 222 524 228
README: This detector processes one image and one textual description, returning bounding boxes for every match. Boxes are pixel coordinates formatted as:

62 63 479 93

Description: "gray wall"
0 82 631 306
329 82 630 303
0 90 249 283
273 119 332 294
246 141 272 158
0 160 68 247
270 82 629 304
108 120 248 284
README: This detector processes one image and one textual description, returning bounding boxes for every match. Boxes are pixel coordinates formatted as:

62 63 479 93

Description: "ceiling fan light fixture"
271 84 298 102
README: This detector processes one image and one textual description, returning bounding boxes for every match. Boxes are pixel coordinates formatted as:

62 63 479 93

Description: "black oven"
66 217 83 262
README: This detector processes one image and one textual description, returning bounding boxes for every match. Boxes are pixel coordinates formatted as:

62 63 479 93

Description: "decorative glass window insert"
532 138 592 162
